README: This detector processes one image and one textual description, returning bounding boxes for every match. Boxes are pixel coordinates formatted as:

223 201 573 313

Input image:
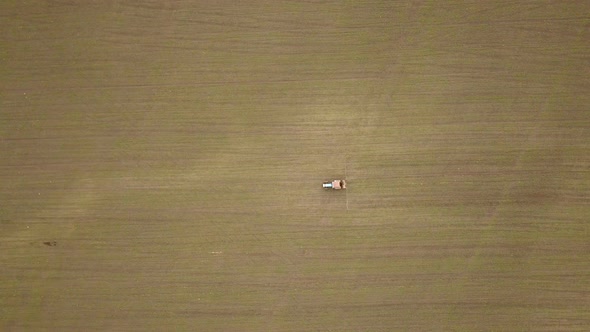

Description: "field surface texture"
1 1 589 331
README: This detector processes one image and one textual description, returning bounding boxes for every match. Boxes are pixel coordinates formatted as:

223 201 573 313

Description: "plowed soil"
2 1 589 331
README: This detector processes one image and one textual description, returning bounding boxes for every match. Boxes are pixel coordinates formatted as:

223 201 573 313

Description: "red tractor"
322 180 346 190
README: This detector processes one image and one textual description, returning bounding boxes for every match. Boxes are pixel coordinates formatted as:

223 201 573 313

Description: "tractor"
323 179 346 190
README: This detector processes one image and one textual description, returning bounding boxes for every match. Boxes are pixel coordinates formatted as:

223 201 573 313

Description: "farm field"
1 1 589 330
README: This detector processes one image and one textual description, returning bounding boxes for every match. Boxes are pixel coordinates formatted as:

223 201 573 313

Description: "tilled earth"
1 1 589 331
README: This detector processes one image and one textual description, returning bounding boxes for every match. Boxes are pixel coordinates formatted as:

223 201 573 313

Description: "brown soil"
1 1 589 331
